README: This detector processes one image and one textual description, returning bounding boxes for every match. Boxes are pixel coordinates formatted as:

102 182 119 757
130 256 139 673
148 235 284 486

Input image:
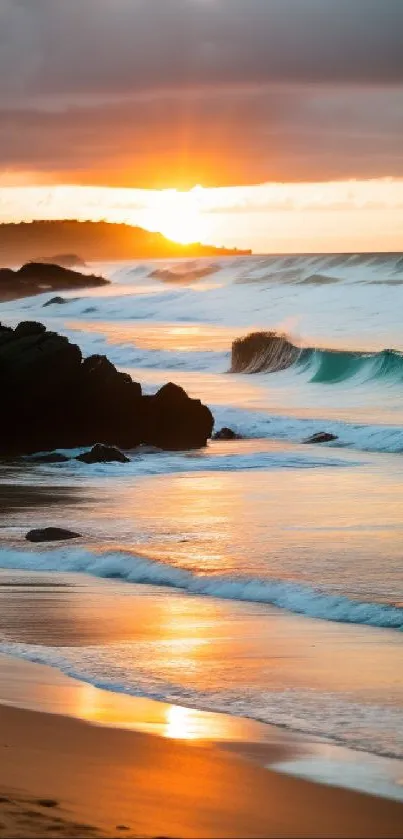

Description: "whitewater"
1 252 403 760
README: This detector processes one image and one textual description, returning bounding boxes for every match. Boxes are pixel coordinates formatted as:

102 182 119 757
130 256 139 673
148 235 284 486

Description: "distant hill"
0 221 251 266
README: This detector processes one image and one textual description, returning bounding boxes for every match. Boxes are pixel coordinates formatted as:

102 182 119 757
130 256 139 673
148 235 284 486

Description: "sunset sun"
144 187 207 244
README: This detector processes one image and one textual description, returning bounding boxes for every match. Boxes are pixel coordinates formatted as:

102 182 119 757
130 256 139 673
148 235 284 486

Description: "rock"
213 427 243 440
231 331 300 373
304 432 338 444
31 452 70 463
76 444 130 464
0 262 108 303
26 527 81 542
143 382 214 450
0 323 213 454
43 296 69 306
15 321 47 337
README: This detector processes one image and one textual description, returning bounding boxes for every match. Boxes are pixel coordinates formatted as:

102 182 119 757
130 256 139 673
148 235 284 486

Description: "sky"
1 0 402 252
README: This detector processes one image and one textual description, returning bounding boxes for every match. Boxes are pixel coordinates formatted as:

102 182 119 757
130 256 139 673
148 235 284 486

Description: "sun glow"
142 186 208 244
2 178 403 252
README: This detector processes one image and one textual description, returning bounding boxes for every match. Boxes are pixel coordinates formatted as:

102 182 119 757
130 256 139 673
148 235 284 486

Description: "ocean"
1 252 403 766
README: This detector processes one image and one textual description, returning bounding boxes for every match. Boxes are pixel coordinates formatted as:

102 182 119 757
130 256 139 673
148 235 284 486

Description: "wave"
2 639 403 762
231 332 301 373
211 406 403 453
24 446 353 479
231 331 403 386
1 548 402 629
233 252 403 286
300 347 403 385
61 330 228 372
150 263 220 284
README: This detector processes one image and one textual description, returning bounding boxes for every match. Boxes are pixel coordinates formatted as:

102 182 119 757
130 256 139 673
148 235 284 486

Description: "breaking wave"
231 331 403 385
0 548 402 630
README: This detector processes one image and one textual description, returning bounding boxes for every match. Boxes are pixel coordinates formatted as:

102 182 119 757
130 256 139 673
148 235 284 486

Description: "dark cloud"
0 0 402 185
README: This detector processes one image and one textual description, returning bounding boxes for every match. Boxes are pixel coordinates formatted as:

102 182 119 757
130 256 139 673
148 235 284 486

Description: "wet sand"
1 678 403 839
1 480 403 836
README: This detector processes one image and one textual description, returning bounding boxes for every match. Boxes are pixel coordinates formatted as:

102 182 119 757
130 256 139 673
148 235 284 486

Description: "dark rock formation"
213 427 243 440
43 296 71 307
141 382 213 450
26 527 81 542
76 444 130 464
31 453 70 463
304 432 338 444
0 262 108 302
0 322 214 455
231 331 300 374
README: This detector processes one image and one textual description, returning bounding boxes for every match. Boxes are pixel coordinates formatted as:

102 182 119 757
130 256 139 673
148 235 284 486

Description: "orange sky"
1 179 402 253
1 1 403 252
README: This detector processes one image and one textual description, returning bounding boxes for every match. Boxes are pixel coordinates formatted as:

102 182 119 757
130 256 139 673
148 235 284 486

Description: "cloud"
1 0 403 186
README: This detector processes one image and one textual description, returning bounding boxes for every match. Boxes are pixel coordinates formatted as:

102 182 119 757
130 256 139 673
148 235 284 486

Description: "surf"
1 548 402 630
230 331 403 386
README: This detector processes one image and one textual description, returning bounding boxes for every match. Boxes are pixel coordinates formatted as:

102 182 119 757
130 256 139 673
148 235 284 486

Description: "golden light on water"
165 705 196 740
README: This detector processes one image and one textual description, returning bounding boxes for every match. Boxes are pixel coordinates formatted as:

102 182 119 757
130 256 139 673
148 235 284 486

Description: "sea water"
1 253 403 762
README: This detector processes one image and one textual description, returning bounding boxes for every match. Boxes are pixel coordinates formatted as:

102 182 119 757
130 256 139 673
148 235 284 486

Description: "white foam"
0 548 402 629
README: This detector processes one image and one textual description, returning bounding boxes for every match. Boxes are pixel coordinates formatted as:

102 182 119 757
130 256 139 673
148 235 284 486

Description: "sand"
1 670 403 839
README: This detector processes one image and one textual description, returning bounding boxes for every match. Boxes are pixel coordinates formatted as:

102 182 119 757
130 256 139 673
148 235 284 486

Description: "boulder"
143 382 214 450
304 432 338 444
26 527 81 542
15 321 46 337
43 296 69 306
76 444 130 464
213 427 243 440
0 323 213 454
0 262 108 302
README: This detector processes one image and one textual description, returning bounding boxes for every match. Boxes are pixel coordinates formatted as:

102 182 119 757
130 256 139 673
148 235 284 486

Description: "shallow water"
1 252 403 764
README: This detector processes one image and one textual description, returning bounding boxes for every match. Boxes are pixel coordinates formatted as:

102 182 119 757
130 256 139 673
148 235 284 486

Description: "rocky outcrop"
0 322 214 455
231 331 300 374
26 527 81 542
141 382 213 450
43 296 73 307
76 444 130 464
304 432 338 444
213 427 243 440
0 262 108 302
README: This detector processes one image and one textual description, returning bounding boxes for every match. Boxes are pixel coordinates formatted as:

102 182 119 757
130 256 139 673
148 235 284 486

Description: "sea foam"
0 548 402 629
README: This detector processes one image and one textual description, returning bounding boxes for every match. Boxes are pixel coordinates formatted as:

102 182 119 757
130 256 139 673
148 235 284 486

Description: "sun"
145 186 207 244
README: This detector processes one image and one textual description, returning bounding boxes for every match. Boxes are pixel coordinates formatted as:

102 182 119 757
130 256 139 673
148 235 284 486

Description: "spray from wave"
231 332 301 373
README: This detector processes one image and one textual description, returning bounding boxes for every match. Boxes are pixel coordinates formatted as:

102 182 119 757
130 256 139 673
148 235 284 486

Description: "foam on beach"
0 547 402 630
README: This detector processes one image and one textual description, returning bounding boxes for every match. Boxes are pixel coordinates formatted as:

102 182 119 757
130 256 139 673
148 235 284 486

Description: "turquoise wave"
297 347 403 385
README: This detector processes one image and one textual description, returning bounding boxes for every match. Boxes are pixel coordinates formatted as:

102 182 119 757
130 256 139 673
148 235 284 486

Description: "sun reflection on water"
165 705 196 740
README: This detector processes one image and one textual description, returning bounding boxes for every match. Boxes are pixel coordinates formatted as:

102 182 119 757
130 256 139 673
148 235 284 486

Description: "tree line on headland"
0 220 251 266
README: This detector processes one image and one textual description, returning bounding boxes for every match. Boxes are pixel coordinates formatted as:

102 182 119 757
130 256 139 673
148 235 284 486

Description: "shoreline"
1 655 403 838
2 652 403 802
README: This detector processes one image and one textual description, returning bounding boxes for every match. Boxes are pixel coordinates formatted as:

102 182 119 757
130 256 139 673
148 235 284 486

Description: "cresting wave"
1 548 402 630
231 331 403 385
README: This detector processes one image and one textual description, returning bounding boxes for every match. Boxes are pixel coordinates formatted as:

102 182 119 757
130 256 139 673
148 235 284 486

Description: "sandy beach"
1 659 403 839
